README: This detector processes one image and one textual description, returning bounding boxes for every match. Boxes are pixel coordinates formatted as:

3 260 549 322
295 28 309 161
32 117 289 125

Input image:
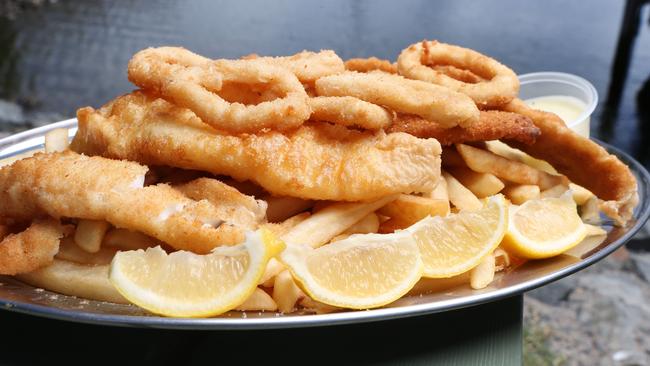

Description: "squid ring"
397 40 519 107
128 47 310 133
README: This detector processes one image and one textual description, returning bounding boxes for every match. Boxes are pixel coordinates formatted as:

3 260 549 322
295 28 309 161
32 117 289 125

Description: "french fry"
456 144 568 190
493 247 511 272
44 128 69 153
56 237 117 265
584 224 607 236
502 184 540 205
281 195 396 248
74 219 110 253
580 196 601 224
484 140 557 174
259 212 311 286
259 258 285 287
378 217 410 233
470 253 496 290
446 167 504 198
343 212 380 235
262 212 311 238
426 176 449 201
102 228 158 251
17 259 128 304
540 184 570 198
272 270 304 313
264 196 313 222
569 183 593 205
299 296 341 314
443 171 482 211
332 212 382 241
235 288 278 311
378 194 449 227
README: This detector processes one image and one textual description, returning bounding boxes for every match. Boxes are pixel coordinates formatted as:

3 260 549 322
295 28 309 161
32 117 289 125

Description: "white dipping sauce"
524 95 589 137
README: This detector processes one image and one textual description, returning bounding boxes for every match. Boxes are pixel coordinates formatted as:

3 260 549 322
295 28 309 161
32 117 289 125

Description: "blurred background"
0 0 649 364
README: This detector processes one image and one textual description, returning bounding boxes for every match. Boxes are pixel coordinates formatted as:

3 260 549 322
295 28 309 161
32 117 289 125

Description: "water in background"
0 0 649 155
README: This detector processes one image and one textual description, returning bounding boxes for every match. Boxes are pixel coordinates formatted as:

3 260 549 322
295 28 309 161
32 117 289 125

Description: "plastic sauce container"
518 72 598 138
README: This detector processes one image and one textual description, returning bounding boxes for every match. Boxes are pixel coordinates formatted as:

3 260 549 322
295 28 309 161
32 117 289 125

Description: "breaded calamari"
71 91 442 201
0 152 265 253
502 99 638 224
388 110 540 145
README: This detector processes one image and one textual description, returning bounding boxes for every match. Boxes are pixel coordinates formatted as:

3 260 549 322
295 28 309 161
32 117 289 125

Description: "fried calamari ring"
308 96 393 130
128 47 310 133
315 71 479 128
0 218 63 275
345 57 397 74
431 65 485 84
243 50 345 84
397 40 519 107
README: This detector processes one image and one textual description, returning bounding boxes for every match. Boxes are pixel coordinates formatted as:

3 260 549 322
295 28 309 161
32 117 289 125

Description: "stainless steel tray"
0 119 648 330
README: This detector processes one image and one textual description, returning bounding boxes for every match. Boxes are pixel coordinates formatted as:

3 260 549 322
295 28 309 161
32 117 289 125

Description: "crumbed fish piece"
0 151 264 253
71 91 442 201
0 218 63 275
388 110 540 146
501 99 638 225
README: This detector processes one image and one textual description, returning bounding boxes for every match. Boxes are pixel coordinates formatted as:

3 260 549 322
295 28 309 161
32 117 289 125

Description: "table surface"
0 1 649 364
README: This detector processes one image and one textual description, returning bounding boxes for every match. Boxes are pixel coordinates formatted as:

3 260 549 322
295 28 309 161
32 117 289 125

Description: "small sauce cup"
518 72 598 138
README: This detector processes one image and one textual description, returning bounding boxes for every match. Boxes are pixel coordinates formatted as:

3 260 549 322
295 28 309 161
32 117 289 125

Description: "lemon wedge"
109 229 284 317
407 194 509 278
502 194 587 259
280 231 422 309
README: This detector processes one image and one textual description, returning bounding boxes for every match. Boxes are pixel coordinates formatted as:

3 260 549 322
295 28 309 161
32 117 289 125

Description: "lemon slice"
109 229 284 317
502 194 587 259
407 194 508 278
280 231 422 309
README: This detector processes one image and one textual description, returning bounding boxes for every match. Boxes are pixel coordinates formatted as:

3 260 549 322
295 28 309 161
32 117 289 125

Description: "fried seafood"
174 177 267 230
0 218 63 275
128 47 310 133
315 71 479 128
71 92 442 201
0 151 263 253
397 40 519 107
501 99 638 223
345 57 397 74
243 50 345 84
308 96 393 130
388 110 540 145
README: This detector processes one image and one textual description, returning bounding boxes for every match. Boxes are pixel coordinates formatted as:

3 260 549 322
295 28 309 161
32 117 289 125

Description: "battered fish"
388 110 540 145
71 91 442 201
175 177 267 229
502 99 638 224
0 151 265 253
0 218 63 275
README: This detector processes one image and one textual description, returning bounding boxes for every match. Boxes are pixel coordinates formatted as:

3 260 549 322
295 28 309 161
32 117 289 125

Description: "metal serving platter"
0 119 648 330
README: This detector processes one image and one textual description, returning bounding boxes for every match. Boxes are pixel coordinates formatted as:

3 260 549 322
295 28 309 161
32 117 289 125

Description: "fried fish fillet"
388 110 540 145
174 177 267 229
502 99 638 224
71 91 442 201
0 218 63 275
0 151 264 253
